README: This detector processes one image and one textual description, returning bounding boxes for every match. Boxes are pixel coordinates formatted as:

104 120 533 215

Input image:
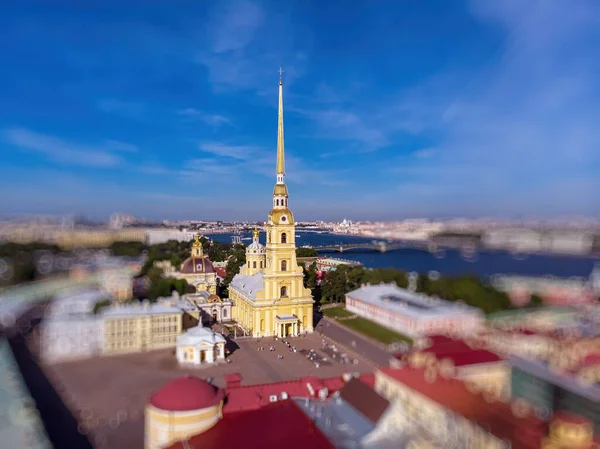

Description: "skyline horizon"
1 1 599 220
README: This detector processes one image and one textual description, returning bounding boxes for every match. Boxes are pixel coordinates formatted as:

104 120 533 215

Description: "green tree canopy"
296 247 318 258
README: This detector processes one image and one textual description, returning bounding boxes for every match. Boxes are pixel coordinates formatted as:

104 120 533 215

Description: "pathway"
314 318 393 367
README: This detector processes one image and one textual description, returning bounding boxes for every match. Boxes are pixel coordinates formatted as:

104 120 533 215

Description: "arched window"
280 286 288 297
281 260 287 271
281 232 287 244
276 199 280 206
260 261 263 268
253 261 257 269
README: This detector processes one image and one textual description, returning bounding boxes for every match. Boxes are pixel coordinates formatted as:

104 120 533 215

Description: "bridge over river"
307 240 435 253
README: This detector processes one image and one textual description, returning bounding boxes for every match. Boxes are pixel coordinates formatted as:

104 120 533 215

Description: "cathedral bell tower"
227 68 314 338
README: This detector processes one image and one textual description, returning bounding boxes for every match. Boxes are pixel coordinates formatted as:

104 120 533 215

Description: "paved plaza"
35 332 374 449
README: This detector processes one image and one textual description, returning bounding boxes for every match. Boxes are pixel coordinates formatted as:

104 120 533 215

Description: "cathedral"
229 74 314 338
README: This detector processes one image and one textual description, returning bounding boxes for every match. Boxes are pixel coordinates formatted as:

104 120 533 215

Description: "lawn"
339 316 413 345
322 307 355 319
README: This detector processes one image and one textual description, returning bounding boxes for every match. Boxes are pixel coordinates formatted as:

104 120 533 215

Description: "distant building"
345 283 484 338
40 315 104 363
145 229 196 245
493 264 600 307
313 257 362 272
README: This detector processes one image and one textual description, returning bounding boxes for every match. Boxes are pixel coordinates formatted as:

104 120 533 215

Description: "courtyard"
35 331 374 449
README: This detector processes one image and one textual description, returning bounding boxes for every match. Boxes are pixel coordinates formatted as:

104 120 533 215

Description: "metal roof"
346 284 482 319
230 272 265 299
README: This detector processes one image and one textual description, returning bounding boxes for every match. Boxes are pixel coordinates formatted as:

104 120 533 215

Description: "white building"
145 229 197 245
176 325 226 365
345 284 484 338
40 315 105 363
46 288 110 317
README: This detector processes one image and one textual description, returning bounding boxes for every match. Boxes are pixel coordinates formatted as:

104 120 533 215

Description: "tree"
530 294 544 307
304 264 318 290
296 247 318 258
110 241 146 257
93 299 112 314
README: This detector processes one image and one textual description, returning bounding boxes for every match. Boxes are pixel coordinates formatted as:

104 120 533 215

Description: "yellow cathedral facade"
229 73 314 338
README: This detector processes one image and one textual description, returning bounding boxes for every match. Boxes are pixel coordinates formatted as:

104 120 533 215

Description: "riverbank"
207 232 600 279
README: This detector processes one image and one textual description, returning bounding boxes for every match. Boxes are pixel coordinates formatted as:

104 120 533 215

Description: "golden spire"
252 228 259 240
192 233 202 247
192 233 204 256
276 67 285 178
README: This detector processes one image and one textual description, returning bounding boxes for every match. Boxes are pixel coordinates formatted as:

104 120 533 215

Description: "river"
206 232 600 279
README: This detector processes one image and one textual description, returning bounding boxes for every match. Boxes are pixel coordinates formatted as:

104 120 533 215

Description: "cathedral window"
281 260 287 271
253 261 257 269
281 232 287 244
280 286 288 297
276 199 280 206
260 261 263 268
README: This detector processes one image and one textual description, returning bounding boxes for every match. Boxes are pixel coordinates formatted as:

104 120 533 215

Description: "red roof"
580 353 600 367
180 256 215 274
165 399 336 449
437 349 503 367
379 367 546 449
224 373 244 383
149 376 225 411
223 374 375 414
425 335 458 346
411 338 503 367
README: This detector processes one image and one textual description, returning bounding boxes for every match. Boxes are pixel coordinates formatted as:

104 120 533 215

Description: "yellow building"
101 302 183 355
229 74 313 338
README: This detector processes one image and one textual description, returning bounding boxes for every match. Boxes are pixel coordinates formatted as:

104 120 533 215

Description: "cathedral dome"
180 256 215 274
149 376 225 411
268 208 295 225
247 240 266 253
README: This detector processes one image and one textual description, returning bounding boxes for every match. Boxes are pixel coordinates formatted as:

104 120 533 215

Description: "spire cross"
278 67 284 83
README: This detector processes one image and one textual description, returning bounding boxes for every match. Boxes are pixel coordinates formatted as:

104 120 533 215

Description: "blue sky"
1 0 599 221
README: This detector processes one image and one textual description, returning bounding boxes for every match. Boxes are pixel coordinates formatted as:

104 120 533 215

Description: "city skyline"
1 0 599 221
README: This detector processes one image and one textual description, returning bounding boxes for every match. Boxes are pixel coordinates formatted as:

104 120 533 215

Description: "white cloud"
178 109 232 127
3 128 125 168
198 142 263 160
292 107 388 151
197 1 308 92
184 158 239 177
207 0 265 54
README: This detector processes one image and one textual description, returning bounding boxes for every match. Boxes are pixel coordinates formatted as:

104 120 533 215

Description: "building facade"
346 283 484 338
101 303 183 355
229 75 313 338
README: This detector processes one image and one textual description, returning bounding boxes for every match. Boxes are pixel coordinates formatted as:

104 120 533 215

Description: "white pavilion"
176 325 227 365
